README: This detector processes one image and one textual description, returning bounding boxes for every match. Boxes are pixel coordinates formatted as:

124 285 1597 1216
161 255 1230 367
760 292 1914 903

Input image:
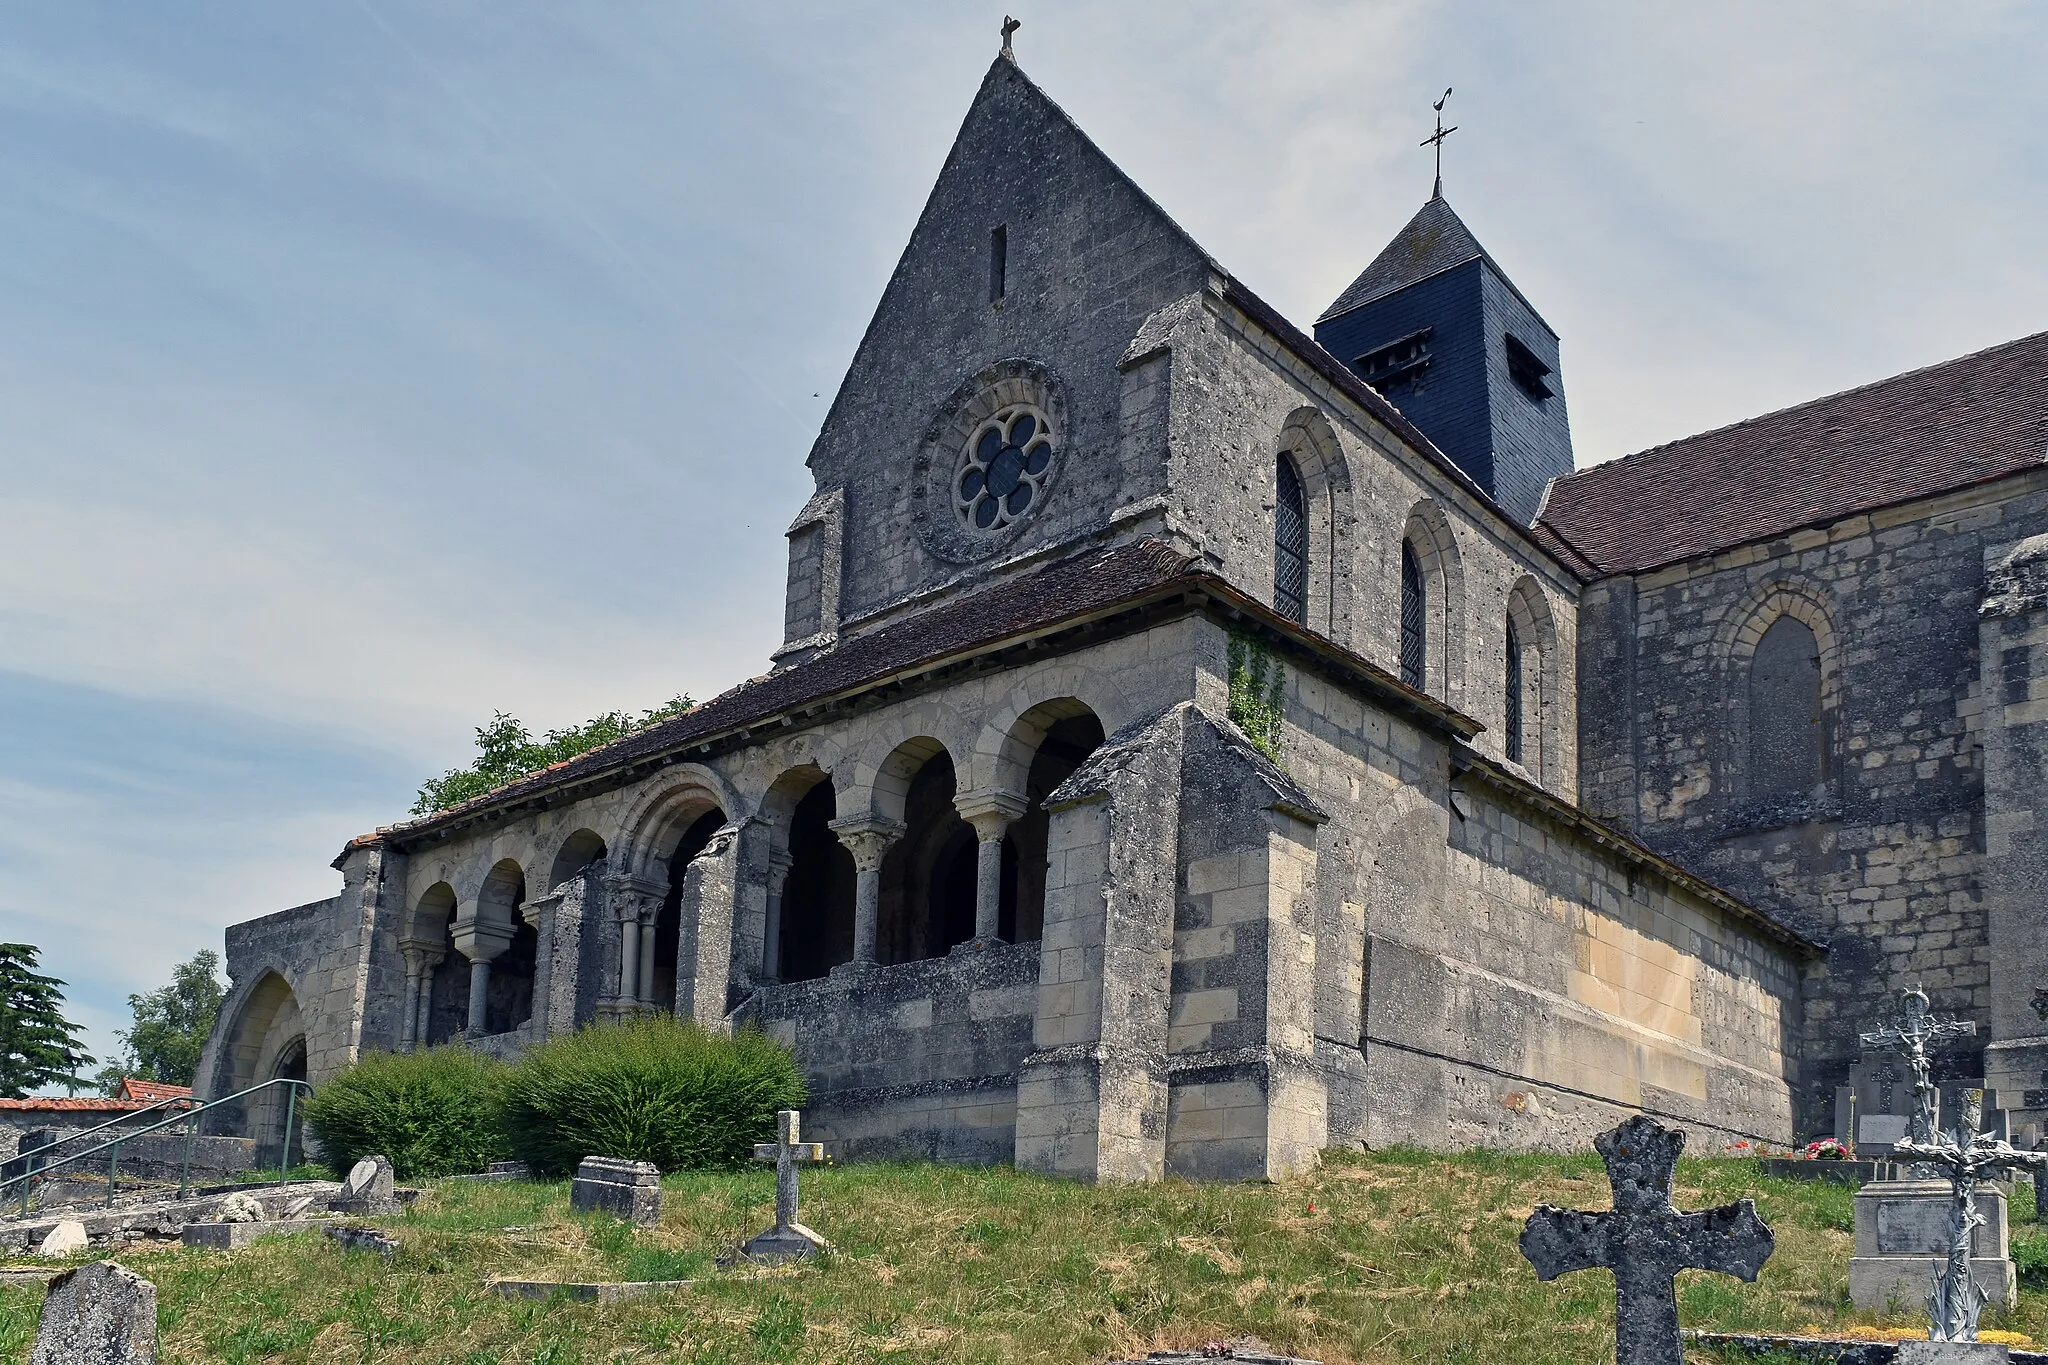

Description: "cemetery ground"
4 1147 2046 1365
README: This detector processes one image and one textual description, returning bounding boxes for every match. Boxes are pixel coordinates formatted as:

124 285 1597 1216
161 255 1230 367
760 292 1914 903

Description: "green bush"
305 1045 510 1180
501 1015 805 1178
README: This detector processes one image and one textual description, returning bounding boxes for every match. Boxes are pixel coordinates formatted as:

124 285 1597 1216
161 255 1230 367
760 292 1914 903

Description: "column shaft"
974 837 1004 942
399 966 422 1051
466 959 492 1035
638 920 658 1005
851 868 881 966
619 914 641 1006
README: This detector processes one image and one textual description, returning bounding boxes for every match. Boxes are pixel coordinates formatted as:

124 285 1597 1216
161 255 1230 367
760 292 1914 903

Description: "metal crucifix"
1860 985 1976 1146
1521 1116 1774 1365
1421 88 1456 199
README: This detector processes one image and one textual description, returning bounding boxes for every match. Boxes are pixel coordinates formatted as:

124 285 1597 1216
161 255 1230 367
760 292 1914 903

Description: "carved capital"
603 873 667 925
953 787 1029 841
450 914 515 963
827 817 905 872
398 938 446 975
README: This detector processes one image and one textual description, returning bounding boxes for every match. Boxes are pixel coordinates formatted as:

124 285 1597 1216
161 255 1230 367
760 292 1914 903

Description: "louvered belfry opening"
1274 455 1308 624
1400 541 1427 689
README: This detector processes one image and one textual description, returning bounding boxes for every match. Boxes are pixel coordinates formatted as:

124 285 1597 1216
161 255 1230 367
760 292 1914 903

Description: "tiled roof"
117 1078 193 1103
353 536 1486 852
1318 195 1485 323
355 539 1208 848
0 1097 157 1113
1537 331 2048 578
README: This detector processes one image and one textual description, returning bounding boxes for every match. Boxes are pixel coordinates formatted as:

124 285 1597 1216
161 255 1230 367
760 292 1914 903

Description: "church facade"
195 52 2048 1176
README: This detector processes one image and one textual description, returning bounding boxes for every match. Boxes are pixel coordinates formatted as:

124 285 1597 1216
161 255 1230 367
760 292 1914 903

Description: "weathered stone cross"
1860 984 1976 1145
741 1109 829 1261
1520 1116 1774 1365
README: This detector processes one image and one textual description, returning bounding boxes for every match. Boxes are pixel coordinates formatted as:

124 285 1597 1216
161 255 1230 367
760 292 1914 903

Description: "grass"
1 1149 2043 1364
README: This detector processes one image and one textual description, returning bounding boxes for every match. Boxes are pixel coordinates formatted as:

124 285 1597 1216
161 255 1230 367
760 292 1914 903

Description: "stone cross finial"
1860 985 1977 1145
1520 1115 1774 1365
1001 16 1020 58
742 1109 828 1261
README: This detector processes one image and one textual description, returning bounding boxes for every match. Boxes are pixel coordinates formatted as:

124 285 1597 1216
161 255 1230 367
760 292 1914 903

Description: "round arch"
1277 406 1358 645
543 829 608 893
1401 498 1466 705
1504 575 1560 784
1717 578 1843 801
612 765 741 883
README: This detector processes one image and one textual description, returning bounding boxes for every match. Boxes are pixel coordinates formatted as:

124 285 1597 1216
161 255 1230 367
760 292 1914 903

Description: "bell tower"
1313 193 1574 526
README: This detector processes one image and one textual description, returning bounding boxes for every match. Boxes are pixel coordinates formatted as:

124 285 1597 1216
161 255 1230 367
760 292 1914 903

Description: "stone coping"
1688 1331 2048 1363
0 1181 341 1253
0 1266 59 1287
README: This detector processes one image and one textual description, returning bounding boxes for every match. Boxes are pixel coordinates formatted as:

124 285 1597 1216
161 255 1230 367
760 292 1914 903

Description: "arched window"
1400 541 1427 690
1750 616 1824 797
1505 619 1524 763
1274 455 1308 624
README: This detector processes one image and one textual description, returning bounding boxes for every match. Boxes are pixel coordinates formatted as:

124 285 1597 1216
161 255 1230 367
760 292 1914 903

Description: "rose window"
955 406 1055 532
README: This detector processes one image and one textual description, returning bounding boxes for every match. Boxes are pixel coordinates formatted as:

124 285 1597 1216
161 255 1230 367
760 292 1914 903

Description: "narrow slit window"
1274 456 1308 624
1505 618 1524 763
990 226 1007 303
1400 542 1427 690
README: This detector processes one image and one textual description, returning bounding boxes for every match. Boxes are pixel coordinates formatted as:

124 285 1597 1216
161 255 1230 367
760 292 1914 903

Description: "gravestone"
330 1156 396 1215
569 1157 661 1227
37 1221 87 1259
1896 1343 2011 1364
1519 1115 1773 1365
29 1260 156 1365
1842 1055 1923 1157
741 1110 828 1261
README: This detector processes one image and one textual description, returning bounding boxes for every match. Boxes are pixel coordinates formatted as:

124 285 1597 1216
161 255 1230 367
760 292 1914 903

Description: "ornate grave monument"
1893 1087 2048 1345
742 1109 828 1261
1520 1114 1774 1365
1851 988 2020 1315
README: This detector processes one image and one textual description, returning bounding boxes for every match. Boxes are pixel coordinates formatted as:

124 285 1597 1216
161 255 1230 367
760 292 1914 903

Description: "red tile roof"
0 1097 157 1113
117 1078 193 1103
1537 331 2048 578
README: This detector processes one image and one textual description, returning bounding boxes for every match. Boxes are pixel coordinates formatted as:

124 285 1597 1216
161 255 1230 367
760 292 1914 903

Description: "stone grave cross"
742 1109 828 1261
1520 1115 1774 1365
1893 1087 2048 1342
1860 985 1977 1146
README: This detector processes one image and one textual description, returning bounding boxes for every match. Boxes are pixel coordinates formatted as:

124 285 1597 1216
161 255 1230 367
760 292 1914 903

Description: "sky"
1 2 2042 1075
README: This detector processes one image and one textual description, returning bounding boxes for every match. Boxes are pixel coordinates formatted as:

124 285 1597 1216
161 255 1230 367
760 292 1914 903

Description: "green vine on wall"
1227 633 1285 763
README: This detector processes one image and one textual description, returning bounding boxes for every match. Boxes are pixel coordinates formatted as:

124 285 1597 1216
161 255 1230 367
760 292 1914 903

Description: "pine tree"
0 943 93 1098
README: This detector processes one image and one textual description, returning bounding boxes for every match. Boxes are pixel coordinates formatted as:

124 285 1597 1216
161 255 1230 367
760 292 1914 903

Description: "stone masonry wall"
1577 470 2048 1136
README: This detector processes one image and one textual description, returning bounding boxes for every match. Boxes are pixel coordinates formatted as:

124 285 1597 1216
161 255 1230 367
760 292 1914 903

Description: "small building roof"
1538 330 2048 579
0 1096 158 1114
117 1078 193 1103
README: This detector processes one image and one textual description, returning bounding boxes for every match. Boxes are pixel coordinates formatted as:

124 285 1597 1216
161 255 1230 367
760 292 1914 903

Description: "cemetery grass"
3 1148 2045 1365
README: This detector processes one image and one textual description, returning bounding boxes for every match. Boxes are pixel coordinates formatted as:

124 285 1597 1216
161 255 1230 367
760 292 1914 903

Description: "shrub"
501 1015 805 1178
305 1045 510 1180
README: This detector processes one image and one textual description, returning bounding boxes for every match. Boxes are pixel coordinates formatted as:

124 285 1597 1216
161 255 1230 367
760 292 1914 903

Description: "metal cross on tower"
1520 1115 1774 1365
1860 985 1977 1145
1420 88 1457 200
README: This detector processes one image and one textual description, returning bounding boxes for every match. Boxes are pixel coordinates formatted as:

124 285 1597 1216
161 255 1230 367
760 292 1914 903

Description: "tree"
412 695 696 815
94 950 226 1093
0 943 93 1098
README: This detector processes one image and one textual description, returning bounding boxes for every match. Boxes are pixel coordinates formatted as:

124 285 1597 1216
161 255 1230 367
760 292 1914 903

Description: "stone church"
194 49 2048 1180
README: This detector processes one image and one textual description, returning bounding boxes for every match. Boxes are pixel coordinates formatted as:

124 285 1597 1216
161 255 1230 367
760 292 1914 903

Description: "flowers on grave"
1823 1325 2035 1346
1804 1137 1849 1161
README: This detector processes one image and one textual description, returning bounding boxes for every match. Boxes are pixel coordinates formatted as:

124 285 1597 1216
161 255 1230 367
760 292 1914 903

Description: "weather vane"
1421 88 1456 199
1002 16 1020 59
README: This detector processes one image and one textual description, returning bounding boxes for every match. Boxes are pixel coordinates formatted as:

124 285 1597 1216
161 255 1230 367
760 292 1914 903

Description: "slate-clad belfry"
197 44 2048 1177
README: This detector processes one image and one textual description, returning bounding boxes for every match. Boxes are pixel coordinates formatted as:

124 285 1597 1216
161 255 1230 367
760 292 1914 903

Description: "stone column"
450 913 514 1036
1980 535 2048 1143
396 939 444 1051
828 817 903 972
603 875 664 1016
954 788 1028 948
762 851 794 981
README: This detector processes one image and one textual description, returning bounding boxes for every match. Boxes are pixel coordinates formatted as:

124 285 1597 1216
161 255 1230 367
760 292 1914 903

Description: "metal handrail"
2 1076 313 1216
7 1091 199 1160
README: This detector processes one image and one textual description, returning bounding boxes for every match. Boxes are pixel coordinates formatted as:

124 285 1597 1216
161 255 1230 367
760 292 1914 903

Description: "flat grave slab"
180 1218 326 1250
489 1277 695 1303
